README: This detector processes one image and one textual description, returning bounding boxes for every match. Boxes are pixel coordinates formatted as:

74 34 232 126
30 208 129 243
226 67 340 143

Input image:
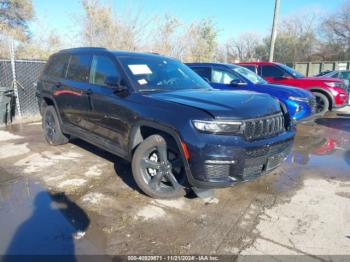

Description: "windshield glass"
119 56 212 91
232 66 267 84
278 63 304 78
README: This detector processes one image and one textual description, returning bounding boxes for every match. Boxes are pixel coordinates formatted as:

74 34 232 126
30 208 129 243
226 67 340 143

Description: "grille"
308 97 317 113
244 113 285 140
204 164 230 179
246 139 293 158
243 164 264 178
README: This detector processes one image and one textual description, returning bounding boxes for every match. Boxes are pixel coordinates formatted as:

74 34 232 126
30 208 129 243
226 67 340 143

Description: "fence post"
10 41 22 118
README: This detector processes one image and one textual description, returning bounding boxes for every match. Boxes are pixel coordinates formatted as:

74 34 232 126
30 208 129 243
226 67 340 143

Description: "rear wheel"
42 106 69 145
313 92 330 114
131 134 186 199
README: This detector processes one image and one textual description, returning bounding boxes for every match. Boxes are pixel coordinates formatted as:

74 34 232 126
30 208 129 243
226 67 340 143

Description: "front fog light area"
192 120 242 134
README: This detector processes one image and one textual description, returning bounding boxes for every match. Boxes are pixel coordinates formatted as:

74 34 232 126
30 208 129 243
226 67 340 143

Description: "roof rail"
59 47 108 53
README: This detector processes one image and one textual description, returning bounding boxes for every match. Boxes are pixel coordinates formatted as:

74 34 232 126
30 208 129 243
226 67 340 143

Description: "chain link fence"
0 59 46 125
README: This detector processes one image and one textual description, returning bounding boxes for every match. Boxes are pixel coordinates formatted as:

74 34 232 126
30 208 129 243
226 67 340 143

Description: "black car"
36 47 295 199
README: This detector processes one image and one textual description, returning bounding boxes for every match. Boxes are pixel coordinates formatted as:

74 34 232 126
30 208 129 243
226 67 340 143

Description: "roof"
57 47 169 60
237 62 279 65
186 62 239 69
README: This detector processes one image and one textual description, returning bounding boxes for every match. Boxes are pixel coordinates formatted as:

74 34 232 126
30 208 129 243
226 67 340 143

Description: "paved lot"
0 108 350 258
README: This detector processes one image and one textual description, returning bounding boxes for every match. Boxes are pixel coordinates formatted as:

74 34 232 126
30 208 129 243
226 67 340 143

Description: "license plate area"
266 153 285 171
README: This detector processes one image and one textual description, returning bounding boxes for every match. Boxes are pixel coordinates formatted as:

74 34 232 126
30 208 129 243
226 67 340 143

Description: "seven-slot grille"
244 113 285 140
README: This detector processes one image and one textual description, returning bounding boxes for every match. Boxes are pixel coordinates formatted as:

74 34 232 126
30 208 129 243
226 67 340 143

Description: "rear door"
55 54 92 128
210 67 244 90
40 53 69 118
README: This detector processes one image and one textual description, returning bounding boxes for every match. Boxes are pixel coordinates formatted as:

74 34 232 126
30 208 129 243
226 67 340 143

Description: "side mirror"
105 76 128 92
230 79 247 86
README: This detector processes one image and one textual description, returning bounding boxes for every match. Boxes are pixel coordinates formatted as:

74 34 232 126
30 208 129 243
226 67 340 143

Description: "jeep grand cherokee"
36 48 295 198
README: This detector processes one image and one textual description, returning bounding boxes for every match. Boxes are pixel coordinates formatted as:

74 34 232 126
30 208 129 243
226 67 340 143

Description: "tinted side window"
211 68 240 84
261 65 284 78
340 71 350 79
191 67 211 81
45 54 69 78
90 56 119 86
66 54 92 82
241 65 256 73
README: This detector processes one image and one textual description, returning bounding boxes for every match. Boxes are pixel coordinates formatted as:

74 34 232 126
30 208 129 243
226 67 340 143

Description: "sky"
30 0 345 44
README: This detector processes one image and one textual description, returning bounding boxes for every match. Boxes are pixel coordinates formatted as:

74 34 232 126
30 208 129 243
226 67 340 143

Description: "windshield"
119 56 212 92
278 63 304 78
232 66 267 84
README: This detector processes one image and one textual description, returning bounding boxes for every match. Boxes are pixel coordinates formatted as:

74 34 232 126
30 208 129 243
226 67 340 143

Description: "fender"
39 92 65 126
308 87 335 108
128 120 195 186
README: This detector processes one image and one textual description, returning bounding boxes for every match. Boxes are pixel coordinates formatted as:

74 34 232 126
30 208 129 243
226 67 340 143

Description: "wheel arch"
309 87 334 110
128 120 193 182
39 94 66 126
128 121 184 158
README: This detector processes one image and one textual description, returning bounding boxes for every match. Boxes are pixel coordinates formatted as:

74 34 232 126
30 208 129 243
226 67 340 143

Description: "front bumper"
286 98 316 122
185 130 295 189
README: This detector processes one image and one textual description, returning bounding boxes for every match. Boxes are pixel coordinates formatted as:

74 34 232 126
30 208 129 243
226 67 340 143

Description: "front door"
87 55 135 154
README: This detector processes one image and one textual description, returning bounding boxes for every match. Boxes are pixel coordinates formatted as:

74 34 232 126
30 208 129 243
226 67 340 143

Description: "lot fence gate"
289 61 350 76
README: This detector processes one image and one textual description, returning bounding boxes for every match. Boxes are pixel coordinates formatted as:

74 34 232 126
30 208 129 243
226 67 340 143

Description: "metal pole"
10 41 22 118
269 0 281 62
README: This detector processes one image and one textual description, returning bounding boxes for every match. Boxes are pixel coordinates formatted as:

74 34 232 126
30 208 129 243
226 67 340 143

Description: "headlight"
324 82 336 87
289 96 309 102
192 120 242 134
324 81 345 88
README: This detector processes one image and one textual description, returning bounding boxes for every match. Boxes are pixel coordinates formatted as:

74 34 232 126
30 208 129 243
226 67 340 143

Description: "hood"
257 83 314 99
301 76 343 82
146 89 281 119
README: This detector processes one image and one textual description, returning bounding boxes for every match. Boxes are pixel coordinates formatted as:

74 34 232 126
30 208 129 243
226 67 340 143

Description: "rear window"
261 65 284 78
66 54 92 82
240 65 257 73
45 54 69 78
191 67 211 82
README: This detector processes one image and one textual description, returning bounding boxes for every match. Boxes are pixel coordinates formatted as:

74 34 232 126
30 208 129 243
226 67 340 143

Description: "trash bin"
0 88 15 125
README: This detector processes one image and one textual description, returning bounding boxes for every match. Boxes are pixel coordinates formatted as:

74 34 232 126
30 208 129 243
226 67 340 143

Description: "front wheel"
131 134 186 199
313 92 330 114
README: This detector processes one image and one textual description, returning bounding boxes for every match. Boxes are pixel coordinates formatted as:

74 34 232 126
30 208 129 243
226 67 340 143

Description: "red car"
238 62 348 114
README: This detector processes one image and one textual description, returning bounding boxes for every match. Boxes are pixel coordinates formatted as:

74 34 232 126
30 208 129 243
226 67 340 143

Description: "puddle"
0 179 102 255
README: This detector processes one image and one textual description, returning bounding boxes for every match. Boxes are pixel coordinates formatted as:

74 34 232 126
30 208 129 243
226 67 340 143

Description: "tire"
42 106 69 145
313 92 330 114
131 134 186 199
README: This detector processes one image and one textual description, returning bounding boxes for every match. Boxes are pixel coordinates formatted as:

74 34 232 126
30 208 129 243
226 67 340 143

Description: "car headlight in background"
324 81 346 89
192 120 242 134
289 96 309 102
324 82 336 88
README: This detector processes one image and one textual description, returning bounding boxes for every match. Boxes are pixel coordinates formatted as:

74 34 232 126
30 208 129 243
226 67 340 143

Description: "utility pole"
269 0 280 62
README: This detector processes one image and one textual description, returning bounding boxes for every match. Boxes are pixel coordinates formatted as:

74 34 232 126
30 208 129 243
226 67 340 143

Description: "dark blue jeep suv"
187 63 316 122
37 48 295 198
